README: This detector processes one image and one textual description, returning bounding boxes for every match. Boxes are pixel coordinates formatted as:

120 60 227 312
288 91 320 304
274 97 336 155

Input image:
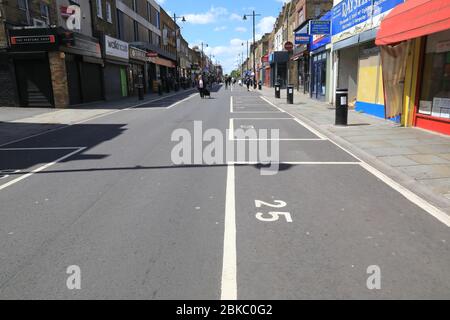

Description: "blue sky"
156 0 289 73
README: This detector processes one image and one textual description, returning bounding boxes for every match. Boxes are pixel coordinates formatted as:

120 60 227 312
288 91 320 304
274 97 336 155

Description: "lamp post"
243 10 261 89
173 14 186 81
200 42 208 73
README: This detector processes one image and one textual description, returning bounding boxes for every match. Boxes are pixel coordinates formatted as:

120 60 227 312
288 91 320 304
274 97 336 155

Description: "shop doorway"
312 55 327 101
14 56 54 107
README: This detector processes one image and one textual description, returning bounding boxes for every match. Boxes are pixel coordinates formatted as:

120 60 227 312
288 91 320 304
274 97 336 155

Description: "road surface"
0 85 449 299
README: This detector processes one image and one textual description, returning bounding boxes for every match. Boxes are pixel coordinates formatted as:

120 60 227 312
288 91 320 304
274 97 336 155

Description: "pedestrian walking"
198 75 205 99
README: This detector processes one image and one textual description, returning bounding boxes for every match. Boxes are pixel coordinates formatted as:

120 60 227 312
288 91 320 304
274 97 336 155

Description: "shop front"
128 46 147 96
103 35 129 101
376 0 450 134
61 32 103 105
269 51 289 88
310 13 332 102
332 0 402 115
7 28 61 107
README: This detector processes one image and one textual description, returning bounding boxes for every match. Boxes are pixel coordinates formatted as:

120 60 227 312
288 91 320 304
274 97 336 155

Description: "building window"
106 2 112 23
18 0 27 10
40 3 49 24
156 11 160 29
132 0 137 12
96 0 103 19
419 30 450 119
116 9 123 39
133 21 139 42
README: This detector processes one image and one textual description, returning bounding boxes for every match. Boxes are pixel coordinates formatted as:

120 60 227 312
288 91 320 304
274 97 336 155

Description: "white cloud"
235 27 247 33
229 13 242 21
214 26 227 32
183 7 228 25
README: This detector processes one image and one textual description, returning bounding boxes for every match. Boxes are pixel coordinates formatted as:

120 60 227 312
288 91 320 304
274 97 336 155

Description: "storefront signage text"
295 33 311 45
309 20 331 35
332 0 404 42
105 35 129 60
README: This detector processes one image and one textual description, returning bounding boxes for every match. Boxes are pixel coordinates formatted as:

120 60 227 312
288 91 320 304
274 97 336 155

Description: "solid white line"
232 138 326 141
221 163 237 300
231 161 361 165
359 163 450 227
0 90 195 148
260 96 327 140
0 147 86 192
0 147 83 151
232 111 284 114
166 93 198 109
230 96 233 113
229 118 234 141
261 95 450 227
230 118 294 120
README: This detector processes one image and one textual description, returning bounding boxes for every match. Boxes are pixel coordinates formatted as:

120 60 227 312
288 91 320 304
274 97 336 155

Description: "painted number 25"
255 200 293 223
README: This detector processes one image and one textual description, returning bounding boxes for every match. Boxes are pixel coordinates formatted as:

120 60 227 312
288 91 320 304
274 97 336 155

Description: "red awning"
376 0 450 46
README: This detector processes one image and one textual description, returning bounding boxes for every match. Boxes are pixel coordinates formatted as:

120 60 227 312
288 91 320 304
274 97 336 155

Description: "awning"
148 56 175 68
376 0 450 46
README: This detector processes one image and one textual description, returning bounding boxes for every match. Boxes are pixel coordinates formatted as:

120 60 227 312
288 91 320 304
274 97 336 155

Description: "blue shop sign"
309 20 331 35
295 33 311 45
310 11 332 51
332 0 404 37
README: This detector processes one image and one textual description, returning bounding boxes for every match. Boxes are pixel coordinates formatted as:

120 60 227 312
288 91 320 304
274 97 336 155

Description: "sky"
155 0 290 74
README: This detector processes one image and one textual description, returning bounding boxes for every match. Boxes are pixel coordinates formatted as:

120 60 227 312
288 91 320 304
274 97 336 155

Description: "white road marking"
166 93 199 109
221 163 237 300
0 147 86 192
260 96 327 140
0 147 84 151
228 119 326 141
230 96 233 113
360 162 450 227
0 90 195 148
262 95 450 228
231 161 361 165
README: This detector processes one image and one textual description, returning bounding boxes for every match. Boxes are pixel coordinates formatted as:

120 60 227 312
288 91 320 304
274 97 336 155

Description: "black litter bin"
258 81 262 90
287 85 294 104
335 88 348 126
275 83 281 98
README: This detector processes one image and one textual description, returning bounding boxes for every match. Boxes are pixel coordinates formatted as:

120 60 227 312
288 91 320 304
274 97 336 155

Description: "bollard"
138 85 144 100
275 83 281 99
258 81 262 90
158 83 163 96
287 84 294 104
335 88 349 126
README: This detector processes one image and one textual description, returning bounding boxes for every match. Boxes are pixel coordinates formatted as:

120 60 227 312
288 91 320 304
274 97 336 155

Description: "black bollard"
287 84 294 104
335 88 349 126
275 83 281 99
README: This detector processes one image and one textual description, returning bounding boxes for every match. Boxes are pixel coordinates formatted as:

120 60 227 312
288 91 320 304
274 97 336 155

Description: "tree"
230 70 241 79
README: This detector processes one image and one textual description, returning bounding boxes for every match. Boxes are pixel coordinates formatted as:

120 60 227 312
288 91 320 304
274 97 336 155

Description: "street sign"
295 33 310 45
309 20 331 35
284 41 294 51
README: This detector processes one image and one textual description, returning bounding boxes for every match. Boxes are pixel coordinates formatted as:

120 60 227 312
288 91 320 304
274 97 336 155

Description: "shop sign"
310 11 332 51
9 28 59 51
295 33 310 45
146 51 158 58
332 0 404 43
129 46 147 62
105 35 129 60
437 40 450 54
309 20 331 35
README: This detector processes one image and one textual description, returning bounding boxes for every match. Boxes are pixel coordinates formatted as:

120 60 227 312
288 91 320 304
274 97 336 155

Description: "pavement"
0 84 449 299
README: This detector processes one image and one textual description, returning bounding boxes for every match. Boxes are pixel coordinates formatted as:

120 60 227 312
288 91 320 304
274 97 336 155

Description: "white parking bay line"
0 147 86 192
221 163 237 300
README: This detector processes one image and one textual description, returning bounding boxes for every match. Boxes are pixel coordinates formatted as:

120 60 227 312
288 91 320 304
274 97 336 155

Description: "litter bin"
275 83 281 99
258 81 262 90
287 85 294 104
335 88 348 126
137 74 144 100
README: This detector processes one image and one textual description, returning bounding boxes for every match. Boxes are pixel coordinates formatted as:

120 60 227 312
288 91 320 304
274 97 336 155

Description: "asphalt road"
0 85 449 299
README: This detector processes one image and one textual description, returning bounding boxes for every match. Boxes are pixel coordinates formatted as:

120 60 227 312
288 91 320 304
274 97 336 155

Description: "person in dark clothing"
198 75 205 98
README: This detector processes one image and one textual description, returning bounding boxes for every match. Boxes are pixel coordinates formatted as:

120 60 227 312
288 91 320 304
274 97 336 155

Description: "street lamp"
200 42 208 72
243 11 261 88
173 14 186 81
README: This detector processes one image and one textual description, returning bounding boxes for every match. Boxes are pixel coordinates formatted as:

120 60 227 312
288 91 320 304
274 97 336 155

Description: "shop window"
96 0 103 19
419 30 450 119
106 2 112 23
